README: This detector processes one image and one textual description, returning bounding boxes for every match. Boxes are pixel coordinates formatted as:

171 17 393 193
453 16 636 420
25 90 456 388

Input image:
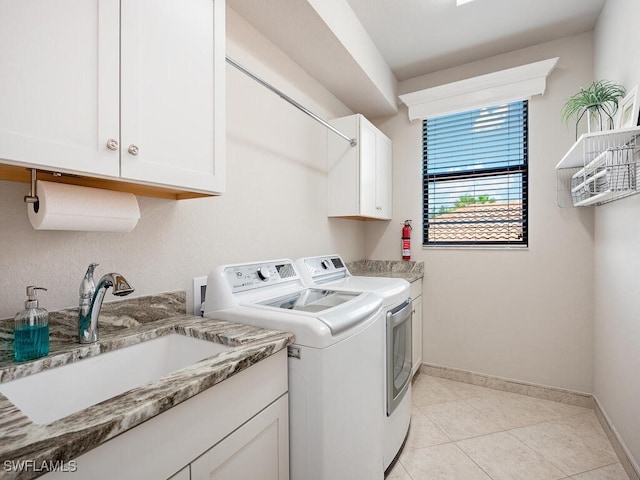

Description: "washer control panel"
303 256 347 280
225 260 298 293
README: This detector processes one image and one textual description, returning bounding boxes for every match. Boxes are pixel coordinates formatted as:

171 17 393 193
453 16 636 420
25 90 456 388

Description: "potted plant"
561 80 626 138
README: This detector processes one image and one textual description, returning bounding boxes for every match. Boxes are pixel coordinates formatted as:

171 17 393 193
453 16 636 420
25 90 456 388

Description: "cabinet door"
412 294 423 376
327 115 359 217
191 395 289 480
359 118 379 217
328 113 392 219
375 132 392 219
120 0 225 194
360 115 392 219
0 0 120 177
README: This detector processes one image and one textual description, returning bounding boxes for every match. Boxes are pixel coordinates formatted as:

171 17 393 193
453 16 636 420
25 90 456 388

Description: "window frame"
422 101 529 247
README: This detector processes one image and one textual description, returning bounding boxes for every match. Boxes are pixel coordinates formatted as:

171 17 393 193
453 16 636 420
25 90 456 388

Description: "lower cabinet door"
412 294 423 376
190 394 289 480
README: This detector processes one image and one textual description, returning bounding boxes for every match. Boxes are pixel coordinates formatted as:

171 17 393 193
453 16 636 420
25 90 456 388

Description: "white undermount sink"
0 333 230 425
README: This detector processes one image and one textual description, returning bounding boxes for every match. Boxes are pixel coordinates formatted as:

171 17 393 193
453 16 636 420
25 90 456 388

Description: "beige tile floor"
387 374 630 480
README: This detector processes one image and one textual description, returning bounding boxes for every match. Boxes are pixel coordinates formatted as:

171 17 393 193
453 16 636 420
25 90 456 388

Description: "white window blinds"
423 100 528 246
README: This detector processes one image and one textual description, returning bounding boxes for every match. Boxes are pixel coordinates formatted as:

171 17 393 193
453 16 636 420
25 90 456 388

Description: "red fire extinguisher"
402 220 412 260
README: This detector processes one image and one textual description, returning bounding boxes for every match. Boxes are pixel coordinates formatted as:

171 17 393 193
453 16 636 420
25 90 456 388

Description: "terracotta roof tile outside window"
427 201 523 243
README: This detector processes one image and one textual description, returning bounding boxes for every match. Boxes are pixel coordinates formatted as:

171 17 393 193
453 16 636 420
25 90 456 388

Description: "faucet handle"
86 263 99 275
79 263 99 299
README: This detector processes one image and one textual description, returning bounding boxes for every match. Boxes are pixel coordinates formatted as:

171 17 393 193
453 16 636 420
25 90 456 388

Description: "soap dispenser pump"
14 286 50 362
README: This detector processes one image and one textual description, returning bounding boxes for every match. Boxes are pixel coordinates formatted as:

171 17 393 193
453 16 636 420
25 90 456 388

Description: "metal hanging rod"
226 56 357 147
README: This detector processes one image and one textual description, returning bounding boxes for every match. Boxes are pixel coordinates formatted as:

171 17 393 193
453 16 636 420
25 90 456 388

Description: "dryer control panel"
224 260 299 293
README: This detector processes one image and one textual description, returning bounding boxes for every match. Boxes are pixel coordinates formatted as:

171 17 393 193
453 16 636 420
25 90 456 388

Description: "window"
423 100 528 246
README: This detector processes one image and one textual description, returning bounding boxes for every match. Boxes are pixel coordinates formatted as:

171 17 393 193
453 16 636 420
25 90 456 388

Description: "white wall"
593 0 640 468
366 33 596 393
0 7 363 320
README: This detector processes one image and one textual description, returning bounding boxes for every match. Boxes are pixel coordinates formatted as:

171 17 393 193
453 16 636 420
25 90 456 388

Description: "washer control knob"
256 267 271 281
321 259 331 270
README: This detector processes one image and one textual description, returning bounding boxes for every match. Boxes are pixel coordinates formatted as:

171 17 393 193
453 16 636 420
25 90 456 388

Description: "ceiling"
345 0 606 81
228 0 606 117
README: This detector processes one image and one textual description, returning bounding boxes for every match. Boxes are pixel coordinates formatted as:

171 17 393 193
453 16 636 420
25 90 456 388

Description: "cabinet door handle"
128 144 139 156
106 139 119 151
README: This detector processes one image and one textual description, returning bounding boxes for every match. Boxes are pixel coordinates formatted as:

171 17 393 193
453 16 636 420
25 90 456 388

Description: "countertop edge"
346 260 424 283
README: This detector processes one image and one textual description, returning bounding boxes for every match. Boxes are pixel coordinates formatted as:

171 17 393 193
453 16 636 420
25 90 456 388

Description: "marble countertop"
0 292 293 479
347 259 424 283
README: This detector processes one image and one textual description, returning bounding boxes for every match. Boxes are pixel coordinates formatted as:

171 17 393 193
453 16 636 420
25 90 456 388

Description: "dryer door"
387 299 412 415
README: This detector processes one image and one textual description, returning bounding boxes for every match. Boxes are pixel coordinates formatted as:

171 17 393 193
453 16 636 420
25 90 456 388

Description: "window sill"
422 244 529 251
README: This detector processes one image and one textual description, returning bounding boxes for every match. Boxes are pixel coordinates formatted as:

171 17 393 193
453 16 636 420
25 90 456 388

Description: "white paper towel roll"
28 181 140 232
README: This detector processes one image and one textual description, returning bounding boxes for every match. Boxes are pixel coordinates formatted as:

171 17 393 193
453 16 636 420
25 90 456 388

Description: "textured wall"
366 32 596 393
593 0 640 469
0 7 364 320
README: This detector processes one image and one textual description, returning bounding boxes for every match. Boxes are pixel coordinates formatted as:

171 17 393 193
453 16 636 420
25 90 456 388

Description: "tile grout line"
507 430 571 480
417 398 504 442
453 440 497 480
455 430 578 480
419 365 638 480
403 390 622 480
502 430 572 479
418 382 592 436
417 407 455 444
570 461 631 479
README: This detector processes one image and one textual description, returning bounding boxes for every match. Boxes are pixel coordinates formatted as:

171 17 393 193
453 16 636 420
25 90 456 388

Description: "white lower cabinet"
190 395 288 480
44 350 288 480
410 278 423 376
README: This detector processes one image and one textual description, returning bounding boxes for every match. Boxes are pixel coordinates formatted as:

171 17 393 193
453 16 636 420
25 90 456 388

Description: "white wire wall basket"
556 127 640 207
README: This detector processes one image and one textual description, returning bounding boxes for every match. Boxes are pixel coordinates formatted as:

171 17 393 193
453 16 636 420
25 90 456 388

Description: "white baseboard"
593 395 640 480
420 363 592 407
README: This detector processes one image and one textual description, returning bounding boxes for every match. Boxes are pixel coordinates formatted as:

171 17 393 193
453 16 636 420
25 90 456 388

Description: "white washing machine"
296 254 412 471
203 259 385 480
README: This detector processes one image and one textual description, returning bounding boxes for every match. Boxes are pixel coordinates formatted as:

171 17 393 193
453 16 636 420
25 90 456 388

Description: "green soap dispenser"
14 286 50 362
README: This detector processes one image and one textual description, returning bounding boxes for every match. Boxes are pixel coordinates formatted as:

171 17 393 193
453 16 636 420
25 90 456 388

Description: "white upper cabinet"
0 0 120 177
0 0 225 196
120 0 225 193
328 114 392 220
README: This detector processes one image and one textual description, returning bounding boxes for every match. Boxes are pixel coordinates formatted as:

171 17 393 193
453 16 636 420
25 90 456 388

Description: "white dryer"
203 259 385 480
296 254 412 471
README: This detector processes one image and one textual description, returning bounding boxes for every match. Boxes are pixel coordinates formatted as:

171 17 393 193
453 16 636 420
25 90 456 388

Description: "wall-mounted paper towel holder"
23 169 39 205
23 169 141 232
23 168 64 211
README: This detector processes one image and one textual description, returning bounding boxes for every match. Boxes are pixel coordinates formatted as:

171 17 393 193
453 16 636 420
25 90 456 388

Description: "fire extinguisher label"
402 239 410 257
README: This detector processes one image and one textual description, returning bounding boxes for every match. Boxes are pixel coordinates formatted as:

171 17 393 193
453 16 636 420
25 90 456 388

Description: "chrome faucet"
78 263 134 344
